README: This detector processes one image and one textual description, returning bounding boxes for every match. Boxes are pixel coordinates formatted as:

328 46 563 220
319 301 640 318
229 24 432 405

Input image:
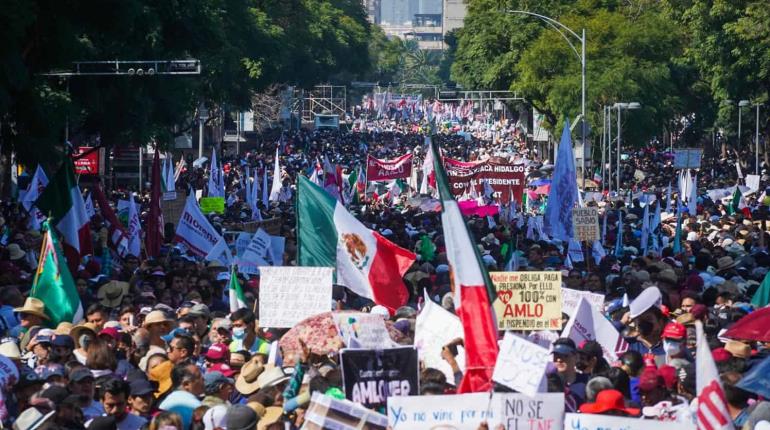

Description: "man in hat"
626 287 666 363
69 367 104 421
201 371 234 408
14 297 49 331
26 330 53 369
637 367 690 422
576 341 610 377
0 286 22 336
188 304 211 346
141 311 173 349
661 322 690 366
551 338 589 407
127 379 156 420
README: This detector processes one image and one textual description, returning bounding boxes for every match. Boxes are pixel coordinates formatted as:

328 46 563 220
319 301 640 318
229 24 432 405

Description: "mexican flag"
430 136 499 393
36 158 93 272
31 223 83 326
297 176 415 312
229 266 247 313
728 185 750 218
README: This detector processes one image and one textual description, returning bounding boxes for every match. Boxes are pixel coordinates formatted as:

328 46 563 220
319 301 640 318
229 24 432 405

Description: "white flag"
22 165 49 212
126 193 142 257
175 194 227 259
83 193 96 220
269 148 282 202
695 321 734 430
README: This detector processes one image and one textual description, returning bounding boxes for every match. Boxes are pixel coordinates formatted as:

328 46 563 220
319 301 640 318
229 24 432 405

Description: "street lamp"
613 102 641 193
505 10 587 181
198 104 209 159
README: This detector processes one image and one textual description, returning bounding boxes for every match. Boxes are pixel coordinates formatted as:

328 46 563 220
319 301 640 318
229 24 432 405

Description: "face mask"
232 327 246 339
663 340 682 356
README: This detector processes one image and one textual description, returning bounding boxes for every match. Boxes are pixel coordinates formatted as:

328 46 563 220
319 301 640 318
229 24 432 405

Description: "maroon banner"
72 147 103 175
366 153 413 181
444 157 525 204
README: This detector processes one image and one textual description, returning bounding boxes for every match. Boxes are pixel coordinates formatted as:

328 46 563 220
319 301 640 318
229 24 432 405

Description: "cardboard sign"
444 157 525 204
492 332 549 397
367 153 413 181
564 413 691 430
572 207 600 242
562 297 628 362
562 288 605 317
258 267 333 328
673 148 702 169
490 272 562 330
746 174 761 191
414 295 465 384
72 147 104 175
333 312 394 349
304 392 388 430
387 393 564 430
235 232 252 257
199 196 225 214
340 347 419 409
237 229 272 275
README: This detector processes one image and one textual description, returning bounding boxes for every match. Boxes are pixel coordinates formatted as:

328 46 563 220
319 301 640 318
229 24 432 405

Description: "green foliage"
0 0 372 162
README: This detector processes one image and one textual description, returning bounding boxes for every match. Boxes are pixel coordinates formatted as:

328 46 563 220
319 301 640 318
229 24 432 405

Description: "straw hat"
52 321 73 336
142 310 173 327
255 365 289 390
14 298 49 321
257 407 283 430
7 244 25 261
12 408 55 430
715 256 739 273
235 358 265 395
70 322 98 349
97 281 129 308
0 340 21 360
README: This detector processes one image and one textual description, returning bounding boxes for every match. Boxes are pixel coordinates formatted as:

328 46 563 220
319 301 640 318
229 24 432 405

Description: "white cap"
629 286 662 319
370 305 390 319
203 405 228 430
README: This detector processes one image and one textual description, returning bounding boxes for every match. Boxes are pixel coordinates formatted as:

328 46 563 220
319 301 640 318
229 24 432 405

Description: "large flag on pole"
430 140 498 393
297 176 415 312
91 185 130 258
420 136 436 195
544 119 579 241
695 321 734 430
22 165 49 230
31 223 84 326
269 148 282 202
145 149 163 259
35 158 93 272
126 193 142 257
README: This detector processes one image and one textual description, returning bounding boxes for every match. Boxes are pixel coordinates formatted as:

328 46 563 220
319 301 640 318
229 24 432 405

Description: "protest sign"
746 174 761 191
490 272 562 330
673 148 702 169
174 194 226 258
444 157 525 204
333 312 394 349
564 413 691 430
387 393 564 430
572 207 600 242
492 332 549 397
237 228 272 275
199 196 225 214
258 267 333 328
304 392 388 430
526 330 559 349
234 232 252 257
562 288 605 316
340 347 418 409
562 297 628 362
366 153 413 181
414 294 465 384
269 235 285 265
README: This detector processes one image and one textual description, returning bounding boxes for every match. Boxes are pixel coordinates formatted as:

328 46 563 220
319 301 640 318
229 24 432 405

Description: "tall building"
364 0 381 24
442 0 467 39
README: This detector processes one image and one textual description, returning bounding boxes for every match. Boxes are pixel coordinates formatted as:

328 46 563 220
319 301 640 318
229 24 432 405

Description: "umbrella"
723 307 770 342
278 311 405 365
539 164 554 172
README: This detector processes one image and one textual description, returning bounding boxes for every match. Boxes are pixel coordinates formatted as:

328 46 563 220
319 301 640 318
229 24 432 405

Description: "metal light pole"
756 103 762 175
606 105 612 195
613 102 641 193
738 100 750 155
506 10 586 180
198 104 209 159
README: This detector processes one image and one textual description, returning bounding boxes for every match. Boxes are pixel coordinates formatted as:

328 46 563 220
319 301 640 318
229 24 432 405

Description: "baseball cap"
161 328 192 344
69 367 95 382
637 368 666 392
16 370 43 389
189 304 211 319
51 335 75 349
129 379 155 397
576 340 603 359
205 343 230 362
204 371 234 394
226 404 258 430
209 363 236 378
551 338 577 356
661 322 686 340
98 327 121 342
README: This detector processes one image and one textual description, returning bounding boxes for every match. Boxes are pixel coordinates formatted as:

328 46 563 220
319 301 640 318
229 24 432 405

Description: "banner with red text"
444 157 524 204
366 153 413 181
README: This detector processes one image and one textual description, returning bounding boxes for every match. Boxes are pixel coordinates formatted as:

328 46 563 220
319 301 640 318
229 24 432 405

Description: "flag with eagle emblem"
31 221 83 326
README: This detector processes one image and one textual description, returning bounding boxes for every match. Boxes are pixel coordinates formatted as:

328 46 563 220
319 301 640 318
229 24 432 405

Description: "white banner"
126 195 142 257
492 332 548 397
562 288 605 316
258 267 333 328
564 413 692 430
562 297 628 362
387 393 564 430
174 194 227 258
237 229 272 275
333 312 394 349
414 294 465 384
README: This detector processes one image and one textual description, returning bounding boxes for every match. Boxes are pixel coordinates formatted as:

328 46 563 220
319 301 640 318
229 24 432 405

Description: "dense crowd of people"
0 114 769 430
